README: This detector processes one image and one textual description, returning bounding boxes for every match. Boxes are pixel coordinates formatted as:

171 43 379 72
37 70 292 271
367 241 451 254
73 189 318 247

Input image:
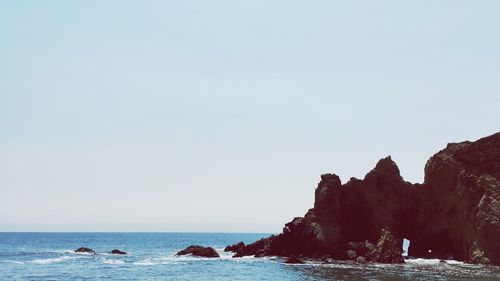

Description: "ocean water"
1 233 499 281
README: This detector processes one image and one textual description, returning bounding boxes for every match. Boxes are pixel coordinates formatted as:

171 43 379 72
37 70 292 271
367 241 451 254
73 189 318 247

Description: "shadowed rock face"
233 132 500 265
409 132 500 265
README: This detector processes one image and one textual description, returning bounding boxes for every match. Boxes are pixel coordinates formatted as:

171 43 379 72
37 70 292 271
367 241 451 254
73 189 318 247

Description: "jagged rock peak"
369 156 404 180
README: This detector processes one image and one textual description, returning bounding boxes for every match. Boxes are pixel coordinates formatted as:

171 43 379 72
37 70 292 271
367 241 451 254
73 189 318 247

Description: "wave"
405 258 466 265
31 256 78 265
102 258 125 265
0 260 25 265
133 259 158 266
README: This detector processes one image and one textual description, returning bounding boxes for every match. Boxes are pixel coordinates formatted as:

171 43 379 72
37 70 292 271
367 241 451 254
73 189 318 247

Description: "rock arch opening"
403 238 410 257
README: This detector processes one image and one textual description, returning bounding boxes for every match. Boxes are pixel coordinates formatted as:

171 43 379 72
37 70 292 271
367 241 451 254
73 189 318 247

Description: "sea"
1 232 499 281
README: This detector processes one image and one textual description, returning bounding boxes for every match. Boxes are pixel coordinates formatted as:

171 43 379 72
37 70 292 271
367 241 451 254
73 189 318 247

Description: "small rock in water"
176 245 220 258
110 249 127 255
75 247 95 254
285 256 304 264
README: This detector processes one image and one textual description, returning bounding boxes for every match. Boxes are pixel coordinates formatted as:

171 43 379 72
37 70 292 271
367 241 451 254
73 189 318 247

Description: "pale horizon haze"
1 1 499 232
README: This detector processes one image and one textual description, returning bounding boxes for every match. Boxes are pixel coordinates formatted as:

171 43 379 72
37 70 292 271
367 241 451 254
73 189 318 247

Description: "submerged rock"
224 242 245 252
75 247 95 254
110 249 127 255
176 245 220 258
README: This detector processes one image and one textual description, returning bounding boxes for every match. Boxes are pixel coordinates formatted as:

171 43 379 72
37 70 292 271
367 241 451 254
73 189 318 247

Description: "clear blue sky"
0 0 499 232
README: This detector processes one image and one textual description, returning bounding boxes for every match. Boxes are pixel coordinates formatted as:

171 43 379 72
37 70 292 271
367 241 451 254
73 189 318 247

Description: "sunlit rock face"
232 133 500 265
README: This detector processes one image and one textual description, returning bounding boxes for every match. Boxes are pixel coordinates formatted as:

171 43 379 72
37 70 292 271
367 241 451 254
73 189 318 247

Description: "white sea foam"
72 251 94 256
133 259 158 266
31 256 77 265
52 250 73 254
102 258 125 265
445 260 466 265
1 260 25 265
405 258 465 265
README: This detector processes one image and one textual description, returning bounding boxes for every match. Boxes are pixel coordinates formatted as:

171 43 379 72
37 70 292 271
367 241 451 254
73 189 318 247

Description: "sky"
0 0 499 232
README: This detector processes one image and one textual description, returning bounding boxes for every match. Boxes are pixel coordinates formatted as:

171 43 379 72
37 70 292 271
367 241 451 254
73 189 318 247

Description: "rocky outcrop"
366 229 404 263
233 236 276 257
224 242 245 252
233 132 500 265
110 249 127 255
409 132 500 265
176 245 220 258
75 247 95 254
234 156 418 260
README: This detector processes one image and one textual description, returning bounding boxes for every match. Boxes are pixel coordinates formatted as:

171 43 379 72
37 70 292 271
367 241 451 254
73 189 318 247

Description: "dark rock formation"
176 245 220 258
408 132 500 265
348 241 369 258
75 247 95 254
233 133 500 265
224 242 245 252
233 156 417 261
285 255 304 264
366 229 404 263
233 236 276 257
110 249 126 255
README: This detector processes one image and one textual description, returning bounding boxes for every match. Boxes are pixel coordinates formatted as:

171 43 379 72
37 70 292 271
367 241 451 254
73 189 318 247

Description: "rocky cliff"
229 133 500 265
409 132 500 265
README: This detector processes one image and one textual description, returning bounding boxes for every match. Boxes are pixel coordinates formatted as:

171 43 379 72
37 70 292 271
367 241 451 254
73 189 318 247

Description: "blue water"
1 233 499 280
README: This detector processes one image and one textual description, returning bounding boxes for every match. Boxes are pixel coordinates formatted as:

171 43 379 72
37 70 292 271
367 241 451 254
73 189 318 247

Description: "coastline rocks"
234 132 500 266
470 247 491 265
224 242 245 252
110 249 127 255
409 133 500 265
176 245 220 258
366 229 404 264
233 156 418 261
75 247 95 254
233 236 276 257
285 256 304 264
